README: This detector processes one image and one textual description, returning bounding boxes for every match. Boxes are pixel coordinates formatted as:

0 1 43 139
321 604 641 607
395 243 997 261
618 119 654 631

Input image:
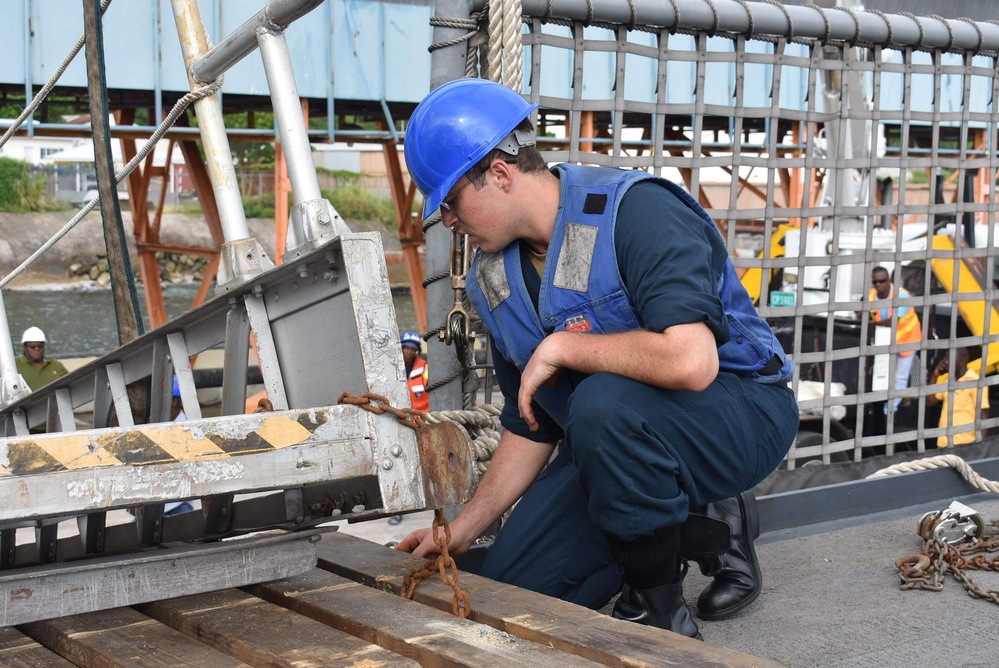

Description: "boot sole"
696 491 762 621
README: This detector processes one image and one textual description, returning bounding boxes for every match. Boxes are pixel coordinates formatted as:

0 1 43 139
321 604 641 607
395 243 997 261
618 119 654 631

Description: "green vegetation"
0 157 62 213
235 186 397 229
322 185 397 231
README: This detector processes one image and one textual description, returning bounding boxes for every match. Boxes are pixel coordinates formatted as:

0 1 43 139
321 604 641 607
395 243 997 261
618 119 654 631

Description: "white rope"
0 78 223 289
866 454 999 494
502 0 523 90
0 0 113 150
485 0 523 89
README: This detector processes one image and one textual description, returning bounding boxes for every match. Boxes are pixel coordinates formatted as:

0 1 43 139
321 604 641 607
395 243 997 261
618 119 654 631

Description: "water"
3 284 418 358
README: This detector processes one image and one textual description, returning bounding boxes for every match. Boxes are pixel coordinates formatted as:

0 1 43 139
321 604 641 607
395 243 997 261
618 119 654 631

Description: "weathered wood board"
0 531 782 667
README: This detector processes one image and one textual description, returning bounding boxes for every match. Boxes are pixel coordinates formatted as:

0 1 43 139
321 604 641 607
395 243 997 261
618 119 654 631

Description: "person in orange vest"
868 266 922 413
401 332 429 412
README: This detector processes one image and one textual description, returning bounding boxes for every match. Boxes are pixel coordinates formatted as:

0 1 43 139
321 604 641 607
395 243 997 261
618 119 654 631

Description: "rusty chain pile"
335 392 471 617
896 505 999 605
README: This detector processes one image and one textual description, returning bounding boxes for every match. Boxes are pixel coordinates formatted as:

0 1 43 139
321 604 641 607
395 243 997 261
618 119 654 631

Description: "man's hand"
395 523 474 558
395 527 441 558
518 333 565 431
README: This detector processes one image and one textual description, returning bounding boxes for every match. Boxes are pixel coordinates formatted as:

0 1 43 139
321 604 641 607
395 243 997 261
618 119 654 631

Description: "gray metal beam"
189 0 326 84
426 0 476 412
504 0 999 53
1 529 322 627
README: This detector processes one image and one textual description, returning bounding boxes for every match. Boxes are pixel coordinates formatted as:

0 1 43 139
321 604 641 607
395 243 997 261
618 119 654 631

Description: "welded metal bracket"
0 528 325 627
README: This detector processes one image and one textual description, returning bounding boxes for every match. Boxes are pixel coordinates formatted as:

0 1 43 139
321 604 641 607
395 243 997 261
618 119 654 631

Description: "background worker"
926 347 989 448
396 79 798 639
16 326 68 391
868 266 922 413
401 331 429 412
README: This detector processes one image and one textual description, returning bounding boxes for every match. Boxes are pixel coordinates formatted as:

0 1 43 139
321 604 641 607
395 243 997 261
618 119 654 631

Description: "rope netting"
427 0 999 472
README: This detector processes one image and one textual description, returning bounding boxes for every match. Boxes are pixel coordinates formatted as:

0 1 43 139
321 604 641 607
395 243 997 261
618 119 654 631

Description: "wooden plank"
138 587 419 667
315 532 783 668
0 627 77 668
19 606 250 667
246 569 605 668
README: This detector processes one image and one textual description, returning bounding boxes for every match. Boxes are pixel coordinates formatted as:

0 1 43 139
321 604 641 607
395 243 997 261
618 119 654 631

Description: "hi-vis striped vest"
869 285 922 357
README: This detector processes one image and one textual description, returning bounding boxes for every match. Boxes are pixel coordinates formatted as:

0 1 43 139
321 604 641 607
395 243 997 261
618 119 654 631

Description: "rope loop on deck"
866 454 999 494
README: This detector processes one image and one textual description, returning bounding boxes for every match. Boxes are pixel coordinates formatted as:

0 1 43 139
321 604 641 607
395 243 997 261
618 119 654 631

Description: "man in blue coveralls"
397 79 798 639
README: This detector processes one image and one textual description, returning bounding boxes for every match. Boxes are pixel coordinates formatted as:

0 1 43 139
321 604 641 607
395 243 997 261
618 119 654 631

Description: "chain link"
399 508 472 617
897 512 999 604
337 391 426 429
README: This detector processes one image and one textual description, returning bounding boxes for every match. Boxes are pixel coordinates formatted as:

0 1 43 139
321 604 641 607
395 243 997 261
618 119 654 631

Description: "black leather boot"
693 490 762 621
613 562 702 640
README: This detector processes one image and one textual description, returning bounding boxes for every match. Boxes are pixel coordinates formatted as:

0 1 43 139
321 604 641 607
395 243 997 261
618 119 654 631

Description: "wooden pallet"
1 531 780 667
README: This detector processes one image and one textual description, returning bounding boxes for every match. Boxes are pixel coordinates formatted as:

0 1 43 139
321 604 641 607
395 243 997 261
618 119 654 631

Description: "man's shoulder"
45 358 69 373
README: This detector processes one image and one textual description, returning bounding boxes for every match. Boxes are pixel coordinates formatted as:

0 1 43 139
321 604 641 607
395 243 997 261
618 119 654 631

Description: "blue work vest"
466 164 793 427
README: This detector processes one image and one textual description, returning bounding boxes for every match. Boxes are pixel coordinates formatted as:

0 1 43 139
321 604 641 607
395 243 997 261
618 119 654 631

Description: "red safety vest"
407 357 429 412
869 285 922 357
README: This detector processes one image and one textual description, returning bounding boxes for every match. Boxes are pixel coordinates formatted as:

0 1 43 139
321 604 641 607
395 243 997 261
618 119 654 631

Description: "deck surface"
688 495 999 667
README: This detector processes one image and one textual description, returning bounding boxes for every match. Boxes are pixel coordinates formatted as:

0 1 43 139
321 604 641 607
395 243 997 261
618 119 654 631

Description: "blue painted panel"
382 4 433 103
29 1 88 89
0 1 986 116
333 0 386 100
0 1 26 90
3 0 434 104
879 50 993 127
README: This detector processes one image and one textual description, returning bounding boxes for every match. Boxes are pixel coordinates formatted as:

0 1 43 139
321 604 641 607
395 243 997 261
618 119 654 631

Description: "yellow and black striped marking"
0 410 332 477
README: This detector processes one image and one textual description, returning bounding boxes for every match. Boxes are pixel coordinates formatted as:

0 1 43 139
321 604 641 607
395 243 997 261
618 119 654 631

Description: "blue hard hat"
405 78 538 219
172 375 181 398
401 331 422 349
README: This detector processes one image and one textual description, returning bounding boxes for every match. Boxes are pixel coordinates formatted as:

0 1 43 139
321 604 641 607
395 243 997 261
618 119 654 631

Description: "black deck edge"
759 456 999 533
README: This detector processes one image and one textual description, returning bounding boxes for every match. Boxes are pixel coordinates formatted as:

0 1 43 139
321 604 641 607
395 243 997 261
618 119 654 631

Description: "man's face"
439 165 515 253
23 342 44 363
871 271 890 298
402 346 417 366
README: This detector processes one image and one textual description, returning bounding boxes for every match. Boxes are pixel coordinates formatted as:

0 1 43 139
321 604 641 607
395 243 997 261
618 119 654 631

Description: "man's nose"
440 208 457 228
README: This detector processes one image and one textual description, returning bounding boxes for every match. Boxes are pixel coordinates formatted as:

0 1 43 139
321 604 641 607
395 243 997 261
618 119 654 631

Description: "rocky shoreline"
0 210 410 289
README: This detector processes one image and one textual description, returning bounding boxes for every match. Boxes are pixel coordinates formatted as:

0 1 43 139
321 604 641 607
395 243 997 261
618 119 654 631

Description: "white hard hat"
21 327 46 344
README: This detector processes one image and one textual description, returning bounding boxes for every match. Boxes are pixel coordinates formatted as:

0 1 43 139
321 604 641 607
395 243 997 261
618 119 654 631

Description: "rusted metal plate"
416 422 476 508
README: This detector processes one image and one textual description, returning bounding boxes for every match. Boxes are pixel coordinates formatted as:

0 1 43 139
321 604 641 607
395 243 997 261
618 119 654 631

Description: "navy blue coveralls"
465 165 799 610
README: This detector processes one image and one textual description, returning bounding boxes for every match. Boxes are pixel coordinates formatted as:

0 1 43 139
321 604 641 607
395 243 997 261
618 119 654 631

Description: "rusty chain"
337 391 427 429
896 509 999 605
399 508 472 618
335 393 471 617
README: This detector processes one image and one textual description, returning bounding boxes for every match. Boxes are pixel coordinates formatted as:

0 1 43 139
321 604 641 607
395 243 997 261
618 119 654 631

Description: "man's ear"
489 158 515 192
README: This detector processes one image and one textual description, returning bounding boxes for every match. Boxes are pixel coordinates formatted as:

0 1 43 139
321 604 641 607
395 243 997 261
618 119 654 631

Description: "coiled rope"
426 404 502 476
867 454 999 494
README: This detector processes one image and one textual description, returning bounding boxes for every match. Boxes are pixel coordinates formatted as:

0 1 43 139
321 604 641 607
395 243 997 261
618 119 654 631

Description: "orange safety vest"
407 356 430 412
869 285 922 357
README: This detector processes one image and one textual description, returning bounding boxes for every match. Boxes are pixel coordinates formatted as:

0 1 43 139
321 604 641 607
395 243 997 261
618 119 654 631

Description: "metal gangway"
0 0 475 626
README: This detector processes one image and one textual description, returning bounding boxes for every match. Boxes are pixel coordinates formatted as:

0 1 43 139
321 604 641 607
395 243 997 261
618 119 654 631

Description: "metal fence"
427 0 999 469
